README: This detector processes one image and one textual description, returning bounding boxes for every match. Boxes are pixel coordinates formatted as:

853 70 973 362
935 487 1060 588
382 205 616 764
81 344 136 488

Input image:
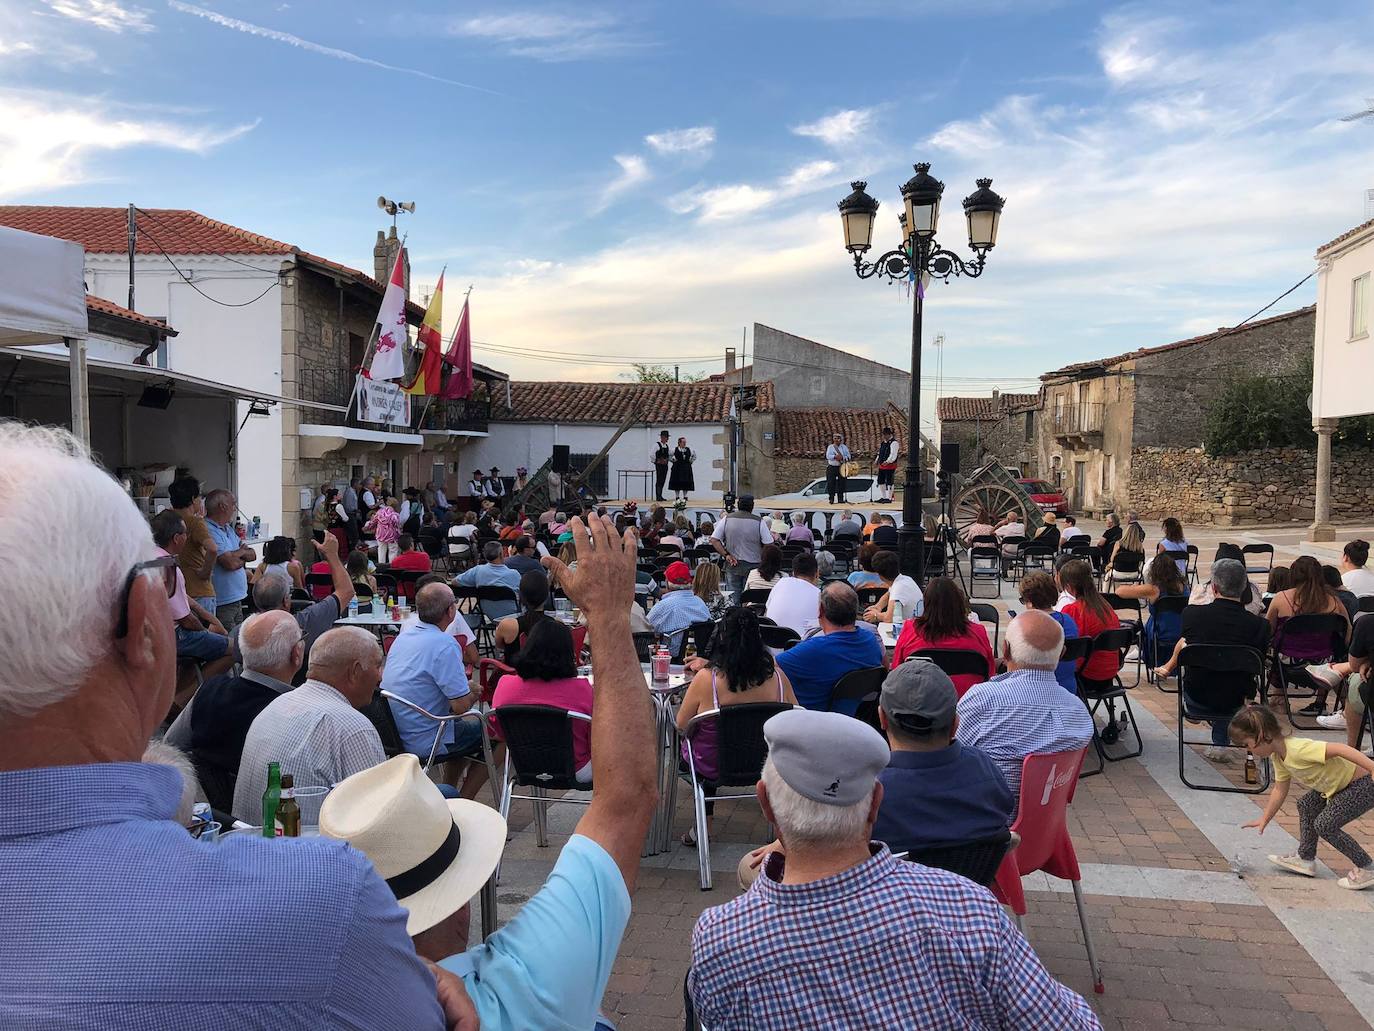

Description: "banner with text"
357 374 411 427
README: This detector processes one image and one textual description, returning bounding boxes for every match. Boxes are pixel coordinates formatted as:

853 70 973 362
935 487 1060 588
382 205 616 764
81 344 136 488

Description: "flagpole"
343 233 409 422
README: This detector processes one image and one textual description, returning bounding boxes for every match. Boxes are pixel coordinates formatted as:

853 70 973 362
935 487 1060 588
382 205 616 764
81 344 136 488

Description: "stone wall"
941 413 1039 477
1128 444 1374 525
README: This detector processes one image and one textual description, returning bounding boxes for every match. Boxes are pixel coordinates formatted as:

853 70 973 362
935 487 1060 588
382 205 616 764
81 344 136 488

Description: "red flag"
440 296 473 400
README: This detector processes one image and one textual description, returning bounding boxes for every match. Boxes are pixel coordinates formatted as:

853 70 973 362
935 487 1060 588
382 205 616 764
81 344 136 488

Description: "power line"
132 207 286 276
132 223 282 308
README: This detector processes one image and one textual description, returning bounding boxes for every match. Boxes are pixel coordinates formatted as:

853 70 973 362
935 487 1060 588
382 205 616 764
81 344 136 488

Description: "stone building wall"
941 412 1039 476
1128 444 1374 525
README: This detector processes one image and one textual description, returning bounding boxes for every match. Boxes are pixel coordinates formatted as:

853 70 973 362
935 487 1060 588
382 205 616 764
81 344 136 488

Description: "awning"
0 226 87 346
0 346 345 412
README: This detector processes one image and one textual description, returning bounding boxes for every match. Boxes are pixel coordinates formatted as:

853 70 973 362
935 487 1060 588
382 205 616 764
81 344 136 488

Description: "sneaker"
1337 868 1374 891
1316 712 1348 731
1297 700 1326 717
1307 664 1344 690
1203 746 1233 764
1268 854 1317 877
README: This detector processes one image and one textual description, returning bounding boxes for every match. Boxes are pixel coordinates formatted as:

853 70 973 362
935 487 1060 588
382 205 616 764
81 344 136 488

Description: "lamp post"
836 162 1005 583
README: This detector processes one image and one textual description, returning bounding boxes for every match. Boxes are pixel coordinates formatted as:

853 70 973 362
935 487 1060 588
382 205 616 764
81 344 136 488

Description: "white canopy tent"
0 225 90 443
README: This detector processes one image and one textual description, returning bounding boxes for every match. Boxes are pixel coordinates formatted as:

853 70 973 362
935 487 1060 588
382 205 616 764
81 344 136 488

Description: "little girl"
363 495 402 565
1230 704 1374 890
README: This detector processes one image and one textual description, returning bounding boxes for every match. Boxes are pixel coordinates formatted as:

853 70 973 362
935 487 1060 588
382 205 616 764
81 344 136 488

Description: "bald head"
307 627 384 706
819 581 859 629
416 582 456 626
1005 609 1065 670
239 610 303 678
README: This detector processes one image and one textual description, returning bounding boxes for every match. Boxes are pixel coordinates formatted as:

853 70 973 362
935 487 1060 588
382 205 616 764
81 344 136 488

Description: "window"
1352 274 1369 339
431 462 446 487
1102 455 1115 494
1024 411 1034 442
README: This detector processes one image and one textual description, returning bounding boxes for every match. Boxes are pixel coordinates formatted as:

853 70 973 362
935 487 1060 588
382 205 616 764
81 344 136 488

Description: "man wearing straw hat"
322 513 658 1030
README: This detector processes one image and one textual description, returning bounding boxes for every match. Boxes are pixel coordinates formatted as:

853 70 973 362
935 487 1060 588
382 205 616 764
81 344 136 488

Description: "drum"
840 460 861 478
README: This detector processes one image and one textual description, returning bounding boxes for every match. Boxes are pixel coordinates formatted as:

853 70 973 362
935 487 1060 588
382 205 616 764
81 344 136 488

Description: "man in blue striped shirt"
0 423 460 1030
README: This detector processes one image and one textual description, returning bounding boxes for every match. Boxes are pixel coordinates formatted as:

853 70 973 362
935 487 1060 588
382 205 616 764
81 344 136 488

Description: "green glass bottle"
261 761 282 838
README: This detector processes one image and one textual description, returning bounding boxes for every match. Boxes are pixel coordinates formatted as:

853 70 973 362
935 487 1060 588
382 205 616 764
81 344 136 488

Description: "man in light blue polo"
204 487 256 631
382 582 486 799
455 541 521 621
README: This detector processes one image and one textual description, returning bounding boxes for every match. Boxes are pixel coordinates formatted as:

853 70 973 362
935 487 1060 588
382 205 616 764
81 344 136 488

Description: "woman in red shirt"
891 576 995 695
1060 559 1122 681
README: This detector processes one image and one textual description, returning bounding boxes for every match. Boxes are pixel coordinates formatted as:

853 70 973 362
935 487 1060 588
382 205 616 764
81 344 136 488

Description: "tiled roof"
86 294 175 336
1317 216 1374 255
773 408 908 459
0 206 427 320
706 364 752 381
1042 305 1315 379
935 393 1038 422
491 380 774 424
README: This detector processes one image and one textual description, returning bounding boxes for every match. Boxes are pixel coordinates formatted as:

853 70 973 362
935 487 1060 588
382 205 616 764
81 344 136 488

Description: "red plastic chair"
477 657 515 706
991 746 1104 994
571 624 588 662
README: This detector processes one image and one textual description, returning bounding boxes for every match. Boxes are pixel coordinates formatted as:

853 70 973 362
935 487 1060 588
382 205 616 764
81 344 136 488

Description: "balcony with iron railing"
297 366 490 435
1052 403 1105 443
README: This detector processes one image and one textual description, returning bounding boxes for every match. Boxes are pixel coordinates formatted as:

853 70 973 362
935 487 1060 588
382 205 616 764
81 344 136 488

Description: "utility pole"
126 203 136 312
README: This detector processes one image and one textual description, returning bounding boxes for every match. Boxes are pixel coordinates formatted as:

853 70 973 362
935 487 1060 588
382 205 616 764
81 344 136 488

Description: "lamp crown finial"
976 177 993 188
914 162 931 174
850 180 867 191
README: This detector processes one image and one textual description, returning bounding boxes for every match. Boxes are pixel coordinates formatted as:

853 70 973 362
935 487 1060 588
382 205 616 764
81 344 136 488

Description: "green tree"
626 363 707 383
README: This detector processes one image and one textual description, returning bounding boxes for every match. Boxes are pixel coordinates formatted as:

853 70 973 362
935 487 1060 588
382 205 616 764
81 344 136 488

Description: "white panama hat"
319 754 507 935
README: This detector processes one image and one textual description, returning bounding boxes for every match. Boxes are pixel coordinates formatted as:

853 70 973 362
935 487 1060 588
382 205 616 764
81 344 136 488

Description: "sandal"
681 829 698 848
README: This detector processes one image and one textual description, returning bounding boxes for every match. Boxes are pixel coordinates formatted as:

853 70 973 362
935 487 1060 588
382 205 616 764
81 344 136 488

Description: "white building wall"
461 422 723 501
1314 230 1374 419
84 254 285 530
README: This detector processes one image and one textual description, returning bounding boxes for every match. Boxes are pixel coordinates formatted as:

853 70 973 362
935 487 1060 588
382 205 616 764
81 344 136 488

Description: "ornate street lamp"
836 162 1005 583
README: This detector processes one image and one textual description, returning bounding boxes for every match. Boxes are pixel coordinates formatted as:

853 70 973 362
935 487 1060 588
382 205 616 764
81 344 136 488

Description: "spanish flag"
403 271 444 395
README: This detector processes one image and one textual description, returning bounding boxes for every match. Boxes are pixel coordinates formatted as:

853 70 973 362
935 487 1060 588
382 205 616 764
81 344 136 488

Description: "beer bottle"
261 762 281 838
276 774 301 838
1244 753 1258 785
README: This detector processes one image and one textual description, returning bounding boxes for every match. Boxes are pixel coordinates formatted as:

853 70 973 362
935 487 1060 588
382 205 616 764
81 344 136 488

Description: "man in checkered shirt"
688 708 1101 1029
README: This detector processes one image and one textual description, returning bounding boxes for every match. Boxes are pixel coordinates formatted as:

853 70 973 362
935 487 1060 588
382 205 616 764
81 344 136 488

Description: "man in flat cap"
689 709 1101 1030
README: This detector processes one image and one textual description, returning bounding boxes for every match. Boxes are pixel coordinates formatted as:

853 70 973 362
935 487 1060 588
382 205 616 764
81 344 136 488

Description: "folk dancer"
825 432 851 505
875 426 900 504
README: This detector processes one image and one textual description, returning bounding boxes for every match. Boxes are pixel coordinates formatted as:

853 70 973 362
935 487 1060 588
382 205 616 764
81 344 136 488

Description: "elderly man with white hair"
234 626 388 825
955 609 1096 813
164 608 306 812
689 708 1101 1029
0 422 461 1028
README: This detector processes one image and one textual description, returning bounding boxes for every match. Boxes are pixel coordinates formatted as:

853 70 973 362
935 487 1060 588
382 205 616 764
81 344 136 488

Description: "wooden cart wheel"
954 483 1026 535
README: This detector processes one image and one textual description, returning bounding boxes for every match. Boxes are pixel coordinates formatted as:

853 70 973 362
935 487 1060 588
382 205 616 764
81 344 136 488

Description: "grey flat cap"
881 660 957 733
763 709 889 807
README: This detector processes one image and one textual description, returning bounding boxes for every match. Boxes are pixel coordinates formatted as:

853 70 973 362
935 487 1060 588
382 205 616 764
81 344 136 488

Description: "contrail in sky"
166 1 504 96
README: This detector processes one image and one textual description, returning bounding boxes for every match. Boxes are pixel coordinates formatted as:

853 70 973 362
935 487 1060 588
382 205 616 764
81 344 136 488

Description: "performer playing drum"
875 425 900 503
825 432 851 505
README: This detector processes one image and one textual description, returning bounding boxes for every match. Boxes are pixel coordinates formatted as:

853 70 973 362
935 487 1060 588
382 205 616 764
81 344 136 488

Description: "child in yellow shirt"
1230 705 1374 890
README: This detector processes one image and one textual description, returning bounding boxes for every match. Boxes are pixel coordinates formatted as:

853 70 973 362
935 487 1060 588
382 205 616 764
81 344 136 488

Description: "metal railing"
1052 403 1105 437
418 397 491 434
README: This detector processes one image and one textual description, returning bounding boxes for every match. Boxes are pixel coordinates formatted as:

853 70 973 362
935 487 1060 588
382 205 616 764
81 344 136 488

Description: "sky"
2 0 1373 431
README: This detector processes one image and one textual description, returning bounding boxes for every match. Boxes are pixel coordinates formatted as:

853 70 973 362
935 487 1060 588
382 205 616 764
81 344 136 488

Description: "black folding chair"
1144 594 1189 692
1270 613 1350 729
1176 645 1269 794
998 535 1026 581
909 647 992 687
1017 540 1056 578
1104 549 1144 586
1358 596 1374 616
495 704 593 851
1184 545 1200 586
1241 543 1275 577
970 602 1001 656
854 586 886 609
1103 593 1144 685
632 631 659 662
740 587 773 608
828 665 887 734
372 572 398 601
679 702 793 890
474 585 520 655
758 624 801 651
968 538 1002 599
303 571 334 599
923 539 949 579
901 829 1017 888
1077 627 1143 775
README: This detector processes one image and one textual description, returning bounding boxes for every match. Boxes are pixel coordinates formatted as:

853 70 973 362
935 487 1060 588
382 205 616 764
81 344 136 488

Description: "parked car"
1018 478 1069 516
764 475 880 504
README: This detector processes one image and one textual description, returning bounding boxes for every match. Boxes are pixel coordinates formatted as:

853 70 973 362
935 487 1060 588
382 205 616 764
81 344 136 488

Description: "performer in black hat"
652 430 671 502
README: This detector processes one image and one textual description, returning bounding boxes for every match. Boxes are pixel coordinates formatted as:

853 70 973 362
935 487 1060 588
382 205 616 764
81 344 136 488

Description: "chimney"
991 388 1000 406
373 226 411 298
725 347 737 375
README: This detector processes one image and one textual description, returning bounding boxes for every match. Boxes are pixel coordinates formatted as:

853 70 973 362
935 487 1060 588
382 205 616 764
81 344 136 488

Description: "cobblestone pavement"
482 522 1374 1030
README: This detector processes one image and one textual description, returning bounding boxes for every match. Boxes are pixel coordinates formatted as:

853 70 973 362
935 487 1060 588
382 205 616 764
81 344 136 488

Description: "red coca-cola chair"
991 746 1104 994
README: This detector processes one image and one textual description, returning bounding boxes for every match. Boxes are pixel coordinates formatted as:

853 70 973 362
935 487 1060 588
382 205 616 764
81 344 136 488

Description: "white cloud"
44 0 151 33
0 89 256 198
644 126 715 156
672 159 843 223
593 153 650 211
793 108 875 148
167 1 501 94
448 11 651 61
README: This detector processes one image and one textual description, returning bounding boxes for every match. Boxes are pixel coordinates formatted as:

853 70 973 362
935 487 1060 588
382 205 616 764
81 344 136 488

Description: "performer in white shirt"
484 467 506 500
874 426 900 503
824 432 851 505
467 469 486 500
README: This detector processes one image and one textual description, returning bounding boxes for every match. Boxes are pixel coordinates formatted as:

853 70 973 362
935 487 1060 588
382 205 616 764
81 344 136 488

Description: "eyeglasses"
115 555 178 639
